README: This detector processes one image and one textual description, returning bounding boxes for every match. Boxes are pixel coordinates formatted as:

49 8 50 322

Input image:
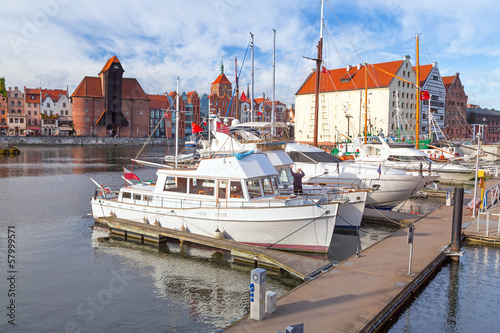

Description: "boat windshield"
288 151 342 163
387 155 428 162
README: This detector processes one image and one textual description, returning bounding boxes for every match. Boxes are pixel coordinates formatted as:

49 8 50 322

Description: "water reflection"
388 244 500 332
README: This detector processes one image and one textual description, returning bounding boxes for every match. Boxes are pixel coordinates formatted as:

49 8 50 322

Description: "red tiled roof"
42 89 67 102
25 88 41 103
71 77 103 98
100 56 121 74
212 73 231 85
148 94 171 109
71 76 149 100
441 75 456 92
412 64 433 87
296 60 404 95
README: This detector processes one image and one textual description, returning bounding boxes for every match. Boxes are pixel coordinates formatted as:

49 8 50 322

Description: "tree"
0 77 6 98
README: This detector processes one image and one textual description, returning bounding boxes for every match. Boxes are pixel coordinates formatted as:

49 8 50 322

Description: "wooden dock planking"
97 217 332 280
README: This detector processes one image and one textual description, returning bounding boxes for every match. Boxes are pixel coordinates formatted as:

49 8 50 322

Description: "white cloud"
0 0 499 108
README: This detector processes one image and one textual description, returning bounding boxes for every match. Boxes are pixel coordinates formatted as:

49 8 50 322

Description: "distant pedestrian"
290 166 305 194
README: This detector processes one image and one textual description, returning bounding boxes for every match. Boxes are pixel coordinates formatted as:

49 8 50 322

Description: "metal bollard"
451 187 464 253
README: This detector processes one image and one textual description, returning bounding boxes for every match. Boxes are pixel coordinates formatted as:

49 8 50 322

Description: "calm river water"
0 145 497 332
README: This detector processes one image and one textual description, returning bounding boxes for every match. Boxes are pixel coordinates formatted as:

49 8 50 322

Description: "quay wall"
0 136 179 146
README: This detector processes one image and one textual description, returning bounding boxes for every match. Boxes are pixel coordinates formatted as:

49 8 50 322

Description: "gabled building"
209 62 236 119
295 56 417 145
40 89 72 136
0 94 7 135
25 88 42 135
414 63 446 140
442 73 470 140
7 86 25 136
71 56 150 137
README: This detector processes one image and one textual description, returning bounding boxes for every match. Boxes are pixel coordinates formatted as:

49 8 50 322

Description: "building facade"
71 56 150 137
295 56 417 145
415 63 446 140
466 104 500 143
7 87 26 136
0 95 7 134
209 62 237 119
442 73 469 140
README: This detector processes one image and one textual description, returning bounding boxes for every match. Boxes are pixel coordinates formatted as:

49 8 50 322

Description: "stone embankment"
0 136 177 146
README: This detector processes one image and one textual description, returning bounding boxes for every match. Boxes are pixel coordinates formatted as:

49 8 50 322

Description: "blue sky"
1 0 499 108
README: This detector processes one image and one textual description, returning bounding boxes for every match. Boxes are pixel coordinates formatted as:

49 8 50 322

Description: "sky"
1 0 499 108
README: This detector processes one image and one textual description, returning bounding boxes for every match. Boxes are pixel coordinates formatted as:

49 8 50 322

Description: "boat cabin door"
216 180 229 207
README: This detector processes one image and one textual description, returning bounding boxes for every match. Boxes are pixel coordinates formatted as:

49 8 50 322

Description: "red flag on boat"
216 121 229 134
241 91 247 102
192 122 203 134
322 66 327 73
257 111 263 116
123 167 140 181
420 91 430 100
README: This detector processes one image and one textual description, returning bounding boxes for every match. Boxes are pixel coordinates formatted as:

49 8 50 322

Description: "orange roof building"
294 56 417 145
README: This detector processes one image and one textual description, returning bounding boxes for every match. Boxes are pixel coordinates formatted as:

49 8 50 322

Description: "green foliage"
0 77 6 98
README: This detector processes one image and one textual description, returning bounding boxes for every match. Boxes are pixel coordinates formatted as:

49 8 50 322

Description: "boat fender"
340 144 343 148
143 217 149 224
213 228 224 239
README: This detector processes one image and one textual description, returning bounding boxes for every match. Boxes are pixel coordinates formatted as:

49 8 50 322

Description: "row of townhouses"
294 55 499 145
0 57 292 139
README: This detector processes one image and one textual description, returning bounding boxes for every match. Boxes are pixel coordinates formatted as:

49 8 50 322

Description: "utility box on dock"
265 291 277 313
250 268 266 321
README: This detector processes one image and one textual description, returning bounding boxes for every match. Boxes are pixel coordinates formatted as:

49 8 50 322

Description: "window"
246 179 262 199
47 103 50 107
34 119 37 125
164 177 188 193
63 103 66 107
34 111 37 115
229 181 243 198
122 192 132 199
20 118 24 123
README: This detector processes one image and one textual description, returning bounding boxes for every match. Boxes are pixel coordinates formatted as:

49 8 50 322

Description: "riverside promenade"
225 179 497 333
0 136 174 146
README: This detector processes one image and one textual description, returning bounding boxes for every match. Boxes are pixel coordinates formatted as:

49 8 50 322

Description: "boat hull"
91 197 338 253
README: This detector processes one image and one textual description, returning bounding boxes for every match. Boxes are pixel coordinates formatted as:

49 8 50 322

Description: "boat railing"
478 180 500 213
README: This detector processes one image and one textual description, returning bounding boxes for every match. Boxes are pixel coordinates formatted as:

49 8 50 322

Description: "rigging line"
132 112 168 169
267 211 329 249
326 0 363 62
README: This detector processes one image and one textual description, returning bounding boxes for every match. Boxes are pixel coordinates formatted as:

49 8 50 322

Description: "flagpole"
250 32 254 122
175 77 179 168
272 28 276 139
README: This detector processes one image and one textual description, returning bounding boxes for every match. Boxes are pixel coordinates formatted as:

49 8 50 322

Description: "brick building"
209 62 237 119
442 73 470 140
466 104 500 143
71 56 150 137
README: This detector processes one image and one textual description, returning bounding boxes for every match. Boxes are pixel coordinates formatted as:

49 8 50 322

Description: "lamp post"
472 125 483 218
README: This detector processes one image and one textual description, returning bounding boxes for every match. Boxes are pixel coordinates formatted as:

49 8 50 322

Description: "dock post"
451 187 464 255
249 268 266 321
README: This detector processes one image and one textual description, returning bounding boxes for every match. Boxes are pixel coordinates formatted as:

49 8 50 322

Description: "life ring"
440 154 444 159
340 144 343 149
99 187 111 196
432 153 436 158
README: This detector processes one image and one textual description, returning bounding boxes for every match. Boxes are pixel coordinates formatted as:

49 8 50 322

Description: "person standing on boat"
290 166 305 194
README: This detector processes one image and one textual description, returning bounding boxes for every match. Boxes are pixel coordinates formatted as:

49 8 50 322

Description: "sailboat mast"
415 34 420 149
235 57 239 121
175 77 180 168
313 0 324 147
272 29 276 139
250 32 254 122
364 62 368 144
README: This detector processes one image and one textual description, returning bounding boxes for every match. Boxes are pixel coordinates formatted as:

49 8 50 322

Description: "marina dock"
96 217 332 280
224 179 500 332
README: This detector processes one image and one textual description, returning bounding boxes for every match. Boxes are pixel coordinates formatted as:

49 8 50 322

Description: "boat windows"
288 151 342 163
262 177 279 196
387 155 428 162
122 192 132 199
164 177 188 193
189 178 214 196
278 169 291 184
133 193 142 201
246 179 262 199
229 181 243 198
